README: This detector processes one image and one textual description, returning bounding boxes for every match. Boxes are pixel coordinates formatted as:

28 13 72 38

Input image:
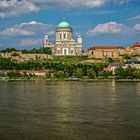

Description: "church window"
64 33 66 39
60 33 62 39
70 49 74 54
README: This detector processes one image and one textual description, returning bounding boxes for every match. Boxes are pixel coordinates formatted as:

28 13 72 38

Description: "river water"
0 81 140 140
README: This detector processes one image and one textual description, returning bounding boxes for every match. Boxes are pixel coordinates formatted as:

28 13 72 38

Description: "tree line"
0 58 109 79
0 47 52 55
115 66 140 79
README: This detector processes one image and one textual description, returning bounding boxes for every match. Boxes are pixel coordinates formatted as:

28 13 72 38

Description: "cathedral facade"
43 20 83 56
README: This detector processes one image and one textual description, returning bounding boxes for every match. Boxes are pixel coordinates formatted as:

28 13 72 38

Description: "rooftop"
57 19 71 29
89 46 124 50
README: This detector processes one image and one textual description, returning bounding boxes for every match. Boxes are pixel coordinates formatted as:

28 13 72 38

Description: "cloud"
29 0 106 8
133 24 140 31
26 0 132 9
0 20 55 49
0 0 135 18
0 20 54 36
0 28 34 36
88 21 129 36
129 15 140 20
19 38 42 47
0 0 39 18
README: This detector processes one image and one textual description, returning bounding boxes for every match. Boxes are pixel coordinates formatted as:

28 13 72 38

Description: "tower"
55 20 73 41
44 35 49 47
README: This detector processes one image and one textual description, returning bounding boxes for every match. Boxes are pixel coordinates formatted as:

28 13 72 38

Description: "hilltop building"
88 46 125 59
43 19 83 56
88 43 140 59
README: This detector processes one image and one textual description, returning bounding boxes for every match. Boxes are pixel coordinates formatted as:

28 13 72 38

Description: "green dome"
57 21 71 29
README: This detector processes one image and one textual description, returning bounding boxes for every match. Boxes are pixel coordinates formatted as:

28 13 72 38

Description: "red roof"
128 42 140 48
89 46 124 50
103 67 109 72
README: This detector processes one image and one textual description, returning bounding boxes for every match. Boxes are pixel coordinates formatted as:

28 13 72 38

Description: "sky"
0 0 140 51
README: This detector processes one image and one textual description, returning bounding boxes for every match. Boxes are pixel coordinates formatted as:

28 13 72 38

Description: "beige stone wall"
88 49 121 59
88 47 140 59
0 53 12 58
0 53 52 61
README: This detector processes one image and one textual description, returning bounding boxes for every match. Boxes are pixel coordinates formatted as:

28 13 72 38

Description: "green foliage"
121 54 131 60
0 57 110 79
115 66 137 79
0 72 5 77
108 57 115 63
53 56 88 64
0 47 52 55
0 48 17 53
132 69 140 79
22 47 52 55
7 71 21 78
103 71 110 79
54 71 64 79
64 72 70 78
74 68 84 78
115 67 126 79
87 68 96 79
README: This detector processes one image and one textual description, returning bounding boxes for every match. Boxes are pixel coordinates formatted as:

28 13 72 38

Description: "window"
71 49 74 54
60 33 62 39
64 33 66 39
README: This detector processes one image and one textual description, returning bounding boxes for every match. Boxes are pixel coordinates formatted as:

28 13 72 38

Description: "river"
0 81 140 140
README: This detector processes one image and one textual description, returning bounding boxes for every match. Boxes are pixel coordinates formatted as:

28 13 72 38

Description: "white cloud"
88 21 128 36
28 0 131 9
0 20 54 36
19 38 42 46
0 27 34 36
29 0 106 8
0 0 39 18
0 0 134 18
133 24 140 31
129 15 140 20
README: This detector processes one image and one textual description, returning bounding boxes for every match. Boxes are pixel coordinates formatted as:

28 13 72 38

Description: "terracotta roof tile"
89 46 124 50
127 43 140 48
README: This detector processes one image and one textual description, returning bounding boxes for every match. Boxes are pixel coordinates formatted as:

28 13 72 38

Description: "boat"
64 77 79 81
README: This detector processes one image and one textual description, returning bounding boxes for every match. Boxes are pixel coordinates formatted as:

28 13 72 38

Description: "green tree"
133 69 140 79
87 68 96 79
54 71 64 79
64 71 70 78
7 71 21 78
121 54 131 60
108 57 115 63
103 71 109 79
115 67 126 79
74 68 84 78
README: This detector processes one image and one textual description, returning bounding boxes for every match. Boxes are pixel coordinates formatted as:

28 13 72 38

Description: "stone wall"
0 53 53 61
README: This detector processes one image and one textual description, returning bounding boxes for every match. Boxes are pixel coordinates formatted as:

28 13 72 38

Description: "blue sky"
0 0 140 50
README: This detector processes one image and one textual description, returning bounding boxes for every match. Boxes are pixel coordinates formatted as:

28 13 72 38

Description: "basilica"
43 19 83 56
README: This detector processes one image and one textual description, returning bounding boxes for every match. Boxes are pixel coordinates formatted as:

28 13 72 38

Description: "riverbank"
1 77 140 82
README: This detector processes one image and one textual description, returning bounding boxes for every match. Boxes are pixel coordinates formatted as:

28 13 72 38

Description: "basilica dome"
57 21 71 29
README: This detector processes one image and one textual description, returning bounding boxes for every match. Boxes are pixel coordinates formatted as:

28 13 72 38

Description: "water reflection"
0 81 140 139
